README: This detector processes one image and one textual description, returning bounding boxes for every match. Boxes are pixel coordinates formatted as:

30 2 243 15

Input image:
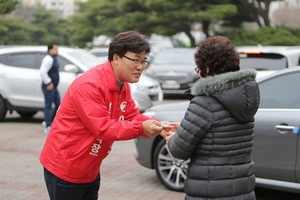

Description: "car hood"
147 101 189 112
256 70 277 80
147 64 194 73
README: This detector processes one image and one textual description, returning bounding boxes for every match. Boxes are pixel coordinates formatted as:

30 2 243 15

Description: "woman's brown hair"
194 36 240 78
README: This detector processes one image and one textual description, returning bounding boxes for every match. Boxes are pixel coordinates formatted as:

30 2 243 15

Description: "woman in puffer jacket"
165 36 260 200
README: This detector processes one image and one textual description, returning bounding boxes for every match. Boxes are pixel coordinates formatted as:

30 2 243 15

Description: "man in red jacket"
40 31 165 200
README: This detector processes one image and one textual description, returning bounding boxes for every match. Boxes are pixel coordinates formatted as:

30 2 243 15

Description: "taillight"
242 50 261 54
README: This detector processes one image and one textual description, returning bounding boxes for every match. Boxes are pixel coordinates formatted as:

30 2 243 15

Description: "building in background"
270 0 300 27
22 0 87 18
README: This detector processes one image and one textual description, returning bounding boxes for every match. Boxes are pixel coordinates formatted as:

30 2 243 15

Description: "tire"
153 139 190 192
16 111 38 118
0 97 7 122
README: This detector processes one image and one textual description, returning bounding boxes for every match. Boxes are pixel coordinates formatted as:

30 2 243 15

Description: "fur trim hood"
188 69 260 121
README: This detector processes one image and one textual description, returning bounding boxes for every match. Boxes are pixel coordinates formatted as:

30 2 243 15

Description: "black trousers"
43 168 100 200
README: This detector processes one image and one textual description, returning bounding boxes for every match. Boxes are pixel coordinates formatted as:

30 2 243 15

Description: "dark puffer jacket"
168 69 260 200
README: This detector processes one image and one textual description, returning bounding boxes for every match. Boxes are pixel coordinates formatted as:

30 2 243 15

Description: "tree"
235 0 282 27
69 0 121 48
70 0 237 47
130 0 237 46
30 8 71 46
219 27 300 46
0 17 31 45
0 0 18 15
223 0 256 28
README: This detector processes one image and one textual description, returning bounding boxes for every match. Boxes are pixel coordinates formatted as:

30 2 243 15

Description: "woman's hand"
165 131 175 144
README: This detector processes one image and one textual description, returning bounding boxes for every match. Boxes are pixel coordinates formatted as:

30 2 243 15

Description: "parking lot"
0 109 299 200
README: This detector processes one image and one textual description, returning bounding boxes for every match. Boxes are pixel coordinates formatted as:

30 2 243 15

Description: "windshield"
239 53 288 70
67 50 101 68
151 50 195 66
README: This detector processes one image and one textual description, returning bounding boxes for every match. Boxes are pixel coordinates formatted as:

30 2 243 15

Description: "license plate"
162 81 180 89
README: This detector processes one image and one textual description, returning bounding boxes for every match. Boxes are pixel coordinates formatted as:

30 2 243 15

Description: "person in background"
39 42 60 134
40 31 167 200
165 36 260 200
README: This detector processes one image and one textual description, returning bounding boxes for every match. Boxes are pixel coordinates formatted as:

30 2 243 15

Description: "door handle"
274 125 299 134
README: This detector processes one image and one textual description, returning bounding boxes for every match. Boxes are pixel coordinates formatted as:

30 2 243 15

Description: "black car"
135 67 300 193
145 48 199 95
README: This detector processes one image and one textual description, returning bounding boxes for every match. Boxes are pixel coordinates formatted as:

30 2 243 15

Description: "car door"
1 52 40 107
253 71 300 183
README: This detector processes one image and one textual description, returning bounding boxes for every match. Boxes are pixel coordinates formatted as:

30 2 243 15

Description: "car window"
259 71 300 108
0 54 7 64
37 52 47 69
3 53 37 69
151 50 195 66
37 52 74 72
240 53 288 70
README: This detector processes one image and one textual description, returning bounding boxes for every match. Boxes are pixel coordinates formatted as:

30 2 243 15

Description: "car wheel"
16 111 38 118
153 139 189 192
0 97 7 122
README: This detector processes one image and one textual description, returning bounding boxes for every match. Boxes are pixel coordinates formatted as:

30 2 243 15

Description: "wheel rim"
157 143 189 189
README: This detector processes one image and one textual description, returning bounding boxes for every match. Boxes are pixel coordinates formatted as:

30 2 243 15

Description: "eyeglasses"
123 55 149 67
194 67 200 74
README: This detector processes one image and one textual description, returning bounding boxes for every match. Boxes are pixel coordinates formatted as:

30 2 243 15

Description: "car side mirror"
64 64 79 73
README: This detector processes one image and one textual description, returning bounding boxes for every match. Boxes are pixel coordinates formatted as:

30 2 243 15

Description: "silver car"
0 46 161 121
135 67 300 193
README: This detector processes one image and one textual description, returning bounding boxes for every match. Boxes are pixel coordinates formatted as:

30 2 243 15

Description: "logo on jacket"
120 102 127 112
89 138 102 157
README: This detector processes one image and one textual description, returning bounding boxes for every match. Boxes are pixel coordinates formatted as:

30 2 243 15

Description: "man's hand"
47 82 54 91
160 121 180 139
142 120 163 138
162 121 180 132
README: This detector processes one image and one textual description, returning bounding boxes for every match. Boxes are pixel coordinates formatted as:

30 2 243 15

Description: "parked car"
145 48 199 95
0 46 162 122
135 67 300 193
89 47 109 63
145 46 300 95
237 45 300 79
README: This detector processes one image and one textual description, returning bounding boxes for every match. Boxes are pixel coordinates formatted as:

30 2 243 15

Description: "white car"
0 46 162 121
237 45 300 79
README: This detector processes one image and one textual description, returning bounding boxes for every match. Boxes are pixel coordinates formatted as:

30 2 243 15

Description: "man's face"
112 51 148 83
49 45 59 56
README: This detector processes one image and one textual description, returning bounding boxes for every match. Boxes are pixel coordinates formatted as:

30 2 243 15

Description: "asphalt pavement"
0 111 185 200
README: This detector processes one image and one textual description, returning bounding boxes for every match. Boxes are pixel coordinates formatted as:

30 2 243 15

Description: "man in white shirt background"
39 42 60 134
